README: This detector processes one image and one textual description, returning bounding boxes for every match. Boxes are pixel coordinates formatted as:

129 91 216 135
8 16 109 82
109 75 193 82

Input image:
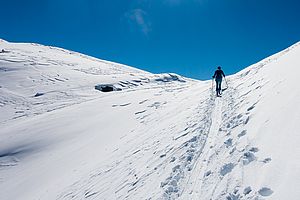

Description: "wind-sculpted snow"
1 40 300 200
0 41 189 124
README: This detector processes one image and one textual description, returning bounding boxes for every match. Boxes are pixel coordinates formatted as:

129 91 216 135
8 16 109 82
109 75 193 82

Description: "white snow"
0 39 299 200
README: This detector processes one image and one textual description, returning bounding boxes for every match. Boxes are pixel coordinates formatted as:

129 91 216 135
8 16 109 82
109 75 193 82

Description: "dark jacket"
213 69 225 80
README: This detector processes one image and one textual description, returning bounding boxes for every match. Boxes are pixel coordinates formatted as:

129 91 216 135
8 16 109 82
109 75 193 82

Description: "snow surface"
0 39 300 200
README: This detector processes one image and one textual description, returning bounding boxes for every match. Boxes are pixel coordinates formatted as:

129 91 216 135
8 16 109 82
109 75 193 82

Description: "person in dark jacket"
212 66 225 96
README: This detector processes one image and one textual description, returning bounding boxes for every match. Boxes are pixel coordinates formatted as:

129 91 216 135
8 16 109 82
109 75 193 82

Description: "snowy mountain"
0 39 299 200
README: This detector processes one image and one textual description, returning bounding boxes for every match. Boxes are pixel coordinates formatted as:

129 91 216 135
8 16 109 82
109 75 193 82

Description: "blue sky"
1 0 299 80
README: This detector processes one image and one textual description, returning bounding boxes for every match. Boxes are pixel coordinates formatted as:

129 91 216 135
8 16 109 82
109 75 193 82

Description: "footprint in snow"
244 116 250 124
238 130 247 138
243 186 252 195
135 110 146 115
262 157 272 164
224 138 233 147
226 193 240 200
119 103 131 107
84 191 98 198
34 92 44 97
112 103 131 107
242 151 256 165
170 157 176 162
220 163 235 176
204 170 212 177
247 105 255 111
139 99 148 104
160 154 166 158
249 147 259 153
148 102 161 109
258 187 273 196
237 113 243 119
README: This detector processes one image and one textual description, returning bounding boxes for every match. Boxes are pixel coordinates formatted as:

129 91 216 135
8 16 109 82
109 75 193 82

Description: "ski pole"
224 77 228 88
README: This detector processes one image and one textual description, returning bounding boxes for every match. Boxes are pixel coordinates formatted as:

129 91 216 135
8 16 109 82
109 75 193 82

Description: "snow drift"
0 39 299 200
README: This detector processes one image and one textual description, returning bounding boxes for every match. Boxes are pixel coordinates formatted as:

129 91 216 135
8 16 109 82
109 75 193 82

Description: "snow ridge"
1 40 300 200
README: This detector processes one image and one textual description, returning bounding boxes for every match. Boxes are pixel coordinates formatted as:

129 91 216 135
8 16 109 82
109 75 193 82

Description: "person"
212 66 225 96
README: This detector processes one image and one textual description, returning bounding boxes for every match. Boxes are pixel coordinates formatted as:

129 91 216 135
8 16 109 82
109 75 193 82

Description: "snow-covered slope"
0 40 299 200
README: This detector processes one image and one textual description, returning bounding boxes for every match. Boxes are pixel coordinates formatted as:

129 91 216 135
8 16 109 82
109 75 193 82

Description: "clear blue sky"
1 0 299 80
